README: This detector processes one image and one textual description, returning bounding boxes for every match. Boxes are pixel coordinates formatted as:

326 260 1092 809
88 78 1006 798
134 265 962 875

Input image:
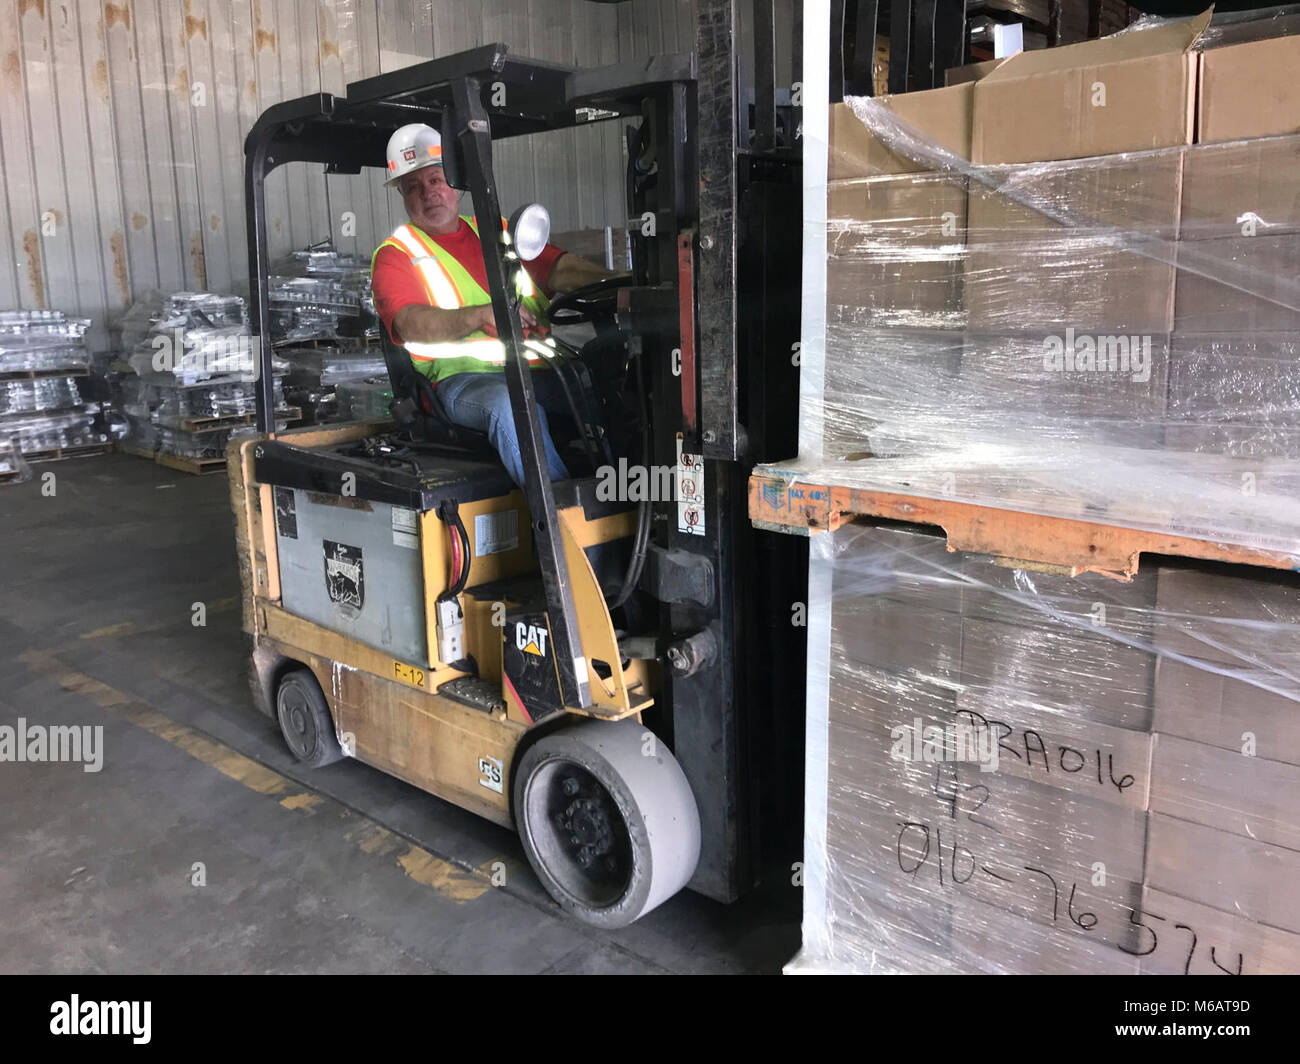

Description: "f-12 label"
393 660 426 689
516 622 549 657
478 755 503 793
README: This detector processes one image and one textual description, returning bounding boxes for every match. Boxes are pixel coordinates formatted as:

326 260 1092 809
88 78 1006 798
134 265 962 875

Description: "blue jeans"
436 370 571 488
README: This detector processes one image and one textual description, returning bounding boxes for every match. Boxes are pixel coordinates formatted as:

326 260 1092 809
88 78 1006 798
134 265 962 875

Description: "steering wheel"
546 276 633 327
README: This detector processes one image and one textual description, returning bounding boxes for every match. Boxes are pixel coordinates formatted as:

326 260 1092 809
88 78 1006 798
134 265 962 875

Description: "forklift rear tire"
275 667 344 768
513 719 700 929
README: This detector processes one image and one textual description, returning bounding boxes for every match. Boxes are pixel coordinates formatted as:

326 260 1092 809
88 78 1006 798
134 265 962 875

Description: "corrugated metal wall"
0 0 698 347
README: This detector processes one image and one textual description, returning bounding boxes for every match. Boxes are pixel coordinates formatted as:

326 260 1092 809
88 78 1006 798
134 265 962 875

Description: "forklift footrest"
438 676 507 714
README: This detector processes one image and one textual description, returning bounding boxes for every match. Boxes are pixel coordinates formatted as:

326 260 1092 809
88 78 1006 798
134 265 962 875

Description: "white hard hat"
385 123 443 187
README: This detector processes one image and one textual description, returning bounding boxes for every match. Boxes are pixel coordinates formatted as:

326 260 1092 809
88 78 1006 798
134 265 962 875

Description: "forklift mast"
243 2 809 904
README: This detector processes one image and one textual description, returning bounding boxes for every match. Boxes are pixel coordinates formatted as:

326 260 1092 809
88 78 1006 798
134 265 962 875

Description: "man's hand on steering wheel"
477 302 547 339
546 275 635 327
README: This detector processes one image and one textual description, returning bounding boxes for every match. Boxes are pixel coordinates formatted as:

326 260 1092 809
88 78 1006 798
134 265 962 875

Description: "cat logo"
515 621 549 657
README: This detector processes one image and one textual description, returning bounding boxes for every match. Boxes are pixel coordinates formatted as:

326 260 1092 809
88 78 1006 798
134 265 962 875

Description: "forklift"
232 3 806 928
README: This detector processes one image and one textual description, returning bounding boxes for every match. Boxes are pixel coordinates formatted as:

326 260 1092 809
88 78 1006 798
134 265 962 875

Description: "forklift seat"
378 319 497 454
378 318 614 474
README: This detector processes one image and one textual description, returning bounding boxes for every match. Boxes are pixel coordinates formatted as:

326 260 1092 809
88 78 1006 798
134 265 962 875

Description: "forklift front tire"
513 719 700 929
275 667 345 768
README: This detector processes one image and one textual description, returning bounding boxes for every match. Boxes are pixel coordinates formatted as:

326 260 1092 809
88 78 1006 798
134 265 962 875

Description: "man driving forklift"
371 122 624 486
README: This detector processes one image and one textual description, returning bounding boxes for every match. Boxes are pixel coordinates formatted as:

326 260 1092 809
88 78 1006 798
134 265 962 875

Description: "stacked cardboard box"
1170 32 1300 467
799 522 1300 974
809 10 1300 552
794 5 1300 979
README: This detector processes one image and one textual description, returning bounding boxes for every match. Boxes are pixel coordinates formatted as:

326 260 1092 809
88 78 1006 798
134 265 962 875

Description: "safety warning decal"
475 509 519 556
391 506 419 550
676 435 705 536
323 540 364 611
274 486 298 540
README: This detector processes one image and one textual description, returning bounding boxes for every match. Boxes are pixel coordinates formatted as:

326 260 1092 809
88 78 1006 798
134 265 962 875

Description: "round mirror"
508 203 551 262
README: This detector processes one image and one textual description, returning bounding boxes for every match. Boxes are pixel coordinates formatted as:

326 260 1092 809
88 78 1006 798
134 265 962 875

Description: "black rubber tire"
513 719 700 929
275 667 344 768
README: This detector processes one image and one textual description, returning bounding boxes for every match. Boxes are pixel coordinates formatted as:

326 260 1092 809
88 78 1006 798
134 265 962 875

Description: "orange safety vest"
372 216 552 383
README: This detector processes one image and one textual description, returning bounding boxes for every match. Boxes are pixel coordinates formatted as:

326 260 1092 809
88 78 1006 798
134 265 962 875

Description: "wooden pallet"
749 466 1300 579
23 442 113 464
0 365 91 382
119 441 226 476
160 412 254 433
155 451 227 475
147 405 303 435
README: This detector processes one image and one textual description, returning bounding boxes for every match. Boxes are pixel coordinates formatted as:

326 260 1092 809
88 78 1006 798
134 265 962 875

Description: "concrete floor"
0 453 801 974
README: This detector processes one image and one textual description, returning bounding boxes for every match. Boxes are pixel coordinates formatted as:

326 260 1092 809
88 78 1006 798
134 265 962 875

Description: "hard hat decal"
385 123 443 187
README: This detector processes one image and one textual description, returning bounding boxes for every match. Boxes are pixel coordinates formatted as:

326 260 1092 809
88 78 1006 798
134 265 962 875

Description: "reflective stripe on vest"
375 218 548 364
382 219 545 309
387 225 460 309
402 335 558 365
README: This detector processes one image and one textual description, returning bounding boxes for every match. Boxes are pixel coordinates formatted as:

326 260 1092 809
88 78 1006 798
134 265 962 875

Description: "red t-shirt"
372 218 565 343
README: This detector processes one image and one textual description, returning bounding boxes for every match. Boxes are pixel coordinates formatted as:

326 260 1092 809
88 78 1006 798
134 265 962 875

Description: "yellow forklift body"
229 422 651 831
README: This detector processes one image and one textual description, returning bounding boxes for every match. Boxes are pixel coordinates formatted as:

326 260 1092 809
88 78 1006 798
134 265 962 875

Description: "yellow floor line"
78 622 137 640
399 849 495 902
17 647 493 904
79 596 241 641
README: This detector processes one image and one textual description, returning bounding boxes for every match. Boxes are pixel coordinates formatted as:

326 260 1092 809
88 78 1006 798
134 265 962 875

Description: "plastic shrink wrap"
335 379 393 422
793 522 1300 974
0 311 91 374
789 9 1300 974
790 10 1300 554
116 291 293 461
277 344 388 426
267 243 379 421
269 242 375 343
0 310 107 457
0 438 30 483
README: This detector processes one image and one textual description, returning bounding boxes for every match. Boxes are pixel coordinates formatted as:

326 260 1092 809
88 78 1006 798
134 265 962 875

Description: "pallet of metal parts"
272 241 372 281
0 436 32 484
268 243 374 343
120 374 289 433
334 378 393 422
0 310 92 376
160 291 248 329
0 377 86 417
277 345 387 425
122 412 292 475
0 408 107 456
